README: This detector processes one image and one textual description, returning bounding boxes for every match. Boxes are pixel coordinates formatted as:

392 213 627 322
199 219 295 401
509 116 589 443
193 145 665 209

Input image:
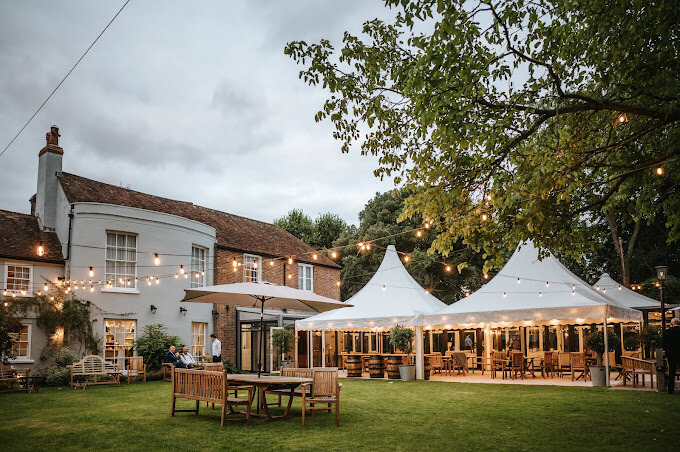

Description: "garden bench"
0 364 31 392
264 367 314 407
68 355 121 388
621 356 655 389
170 368 254 426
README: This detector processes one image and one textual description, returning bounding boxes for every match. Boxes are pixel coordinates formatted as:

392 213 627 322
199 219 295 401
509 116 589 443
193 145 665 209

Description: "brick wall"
211 247 341 362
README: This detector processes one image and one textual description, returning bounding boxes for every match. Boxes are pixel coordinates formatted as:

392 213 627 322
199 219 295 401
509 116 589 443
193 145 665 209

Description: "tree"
334 189 487 303
285 0 680 270
133 324 184 372
274 209 315 245
313 213 347 249
0 307 22 364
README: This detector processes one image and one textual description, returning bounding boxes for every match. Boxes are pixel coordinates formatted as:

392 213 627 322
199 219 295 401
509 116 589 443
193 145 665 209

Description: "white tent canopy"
422 242 643 328
593 273 661 310
296 245 447 331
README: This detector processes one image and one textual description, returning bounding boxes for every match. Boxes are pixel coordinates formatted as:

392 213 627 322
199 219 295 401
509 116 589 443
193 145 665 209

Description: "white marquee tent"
422 242 642 328
593 273 661 310
296 245 446 331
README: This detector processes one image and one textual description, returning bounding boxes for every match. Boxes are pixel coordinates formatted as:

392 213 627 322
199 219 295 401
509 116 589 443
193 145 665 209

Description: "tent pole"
415 326 424 380
603 316 610 387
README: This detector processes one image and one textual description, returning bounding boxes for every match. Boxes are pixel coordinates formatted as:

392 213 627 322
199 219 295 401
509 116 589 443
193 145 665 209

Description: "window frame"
243 254 262 283
191 245 208 288
105 231 138 290
298 263 313 291
191 322 208 358
9 324 31 361
4 264 33 296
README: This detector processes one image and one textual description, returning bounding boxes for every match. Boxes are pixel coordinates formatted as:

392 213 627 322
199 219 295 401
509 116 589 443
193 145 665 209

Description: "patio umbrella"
181 282 350 377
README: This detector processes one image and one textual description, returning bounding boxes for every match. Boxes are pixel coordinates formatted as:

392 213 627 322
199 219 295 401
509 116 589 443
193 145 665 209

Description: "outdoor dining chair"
509 351 525 380
302 368 341 427
539 351 556 378
491 351 508 379
570 353 590 381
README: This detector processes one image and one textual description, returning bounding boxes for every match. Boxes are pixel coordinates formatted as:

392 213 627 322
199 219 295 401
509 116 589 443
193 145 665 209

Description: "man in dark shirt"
663 318 680 394
165 345 187 369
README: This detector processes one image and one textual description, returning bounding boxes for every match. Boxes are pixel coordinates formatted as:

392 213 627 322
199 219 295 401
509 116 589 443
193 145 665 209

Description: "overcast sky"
0 1 396 225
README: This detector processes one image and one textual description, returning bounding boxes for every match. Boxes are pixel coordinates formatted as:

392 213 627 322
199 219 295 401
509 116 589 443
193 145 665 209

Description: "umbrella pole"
258 298 265 378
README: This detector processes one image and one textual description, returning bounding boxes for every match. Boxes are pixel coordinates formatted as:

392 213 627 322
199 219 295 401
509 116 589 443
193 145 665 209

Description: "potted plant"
389 324 415 381
640 325 662 358
586 329 621 387
272 328 295 369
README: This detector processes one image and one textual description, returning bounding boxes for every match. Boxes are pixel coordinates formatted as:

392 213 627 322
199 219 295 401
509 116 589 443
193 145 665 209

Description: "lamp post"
655 265 668 330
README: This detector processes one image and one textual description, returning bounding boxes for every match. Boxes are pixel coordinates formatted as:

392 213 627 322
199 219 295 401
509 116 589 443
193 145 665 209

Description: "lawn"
1 379 679 451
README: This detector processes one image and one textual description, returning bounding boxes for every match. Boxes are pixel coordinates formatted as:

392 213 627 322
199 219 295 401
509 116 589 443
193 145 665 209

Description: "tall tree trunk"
605 212 641 287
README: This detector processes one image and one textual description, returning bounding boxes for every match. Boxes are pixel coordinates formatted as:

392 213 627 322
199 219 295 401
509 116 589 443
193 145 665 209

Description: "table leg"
283 387 295 417
259 386 274 421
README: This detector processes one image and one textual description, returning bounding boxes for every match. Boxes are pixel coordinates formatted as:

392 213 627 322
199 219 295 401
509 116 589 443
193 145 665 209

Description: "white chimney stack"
35 125 63 231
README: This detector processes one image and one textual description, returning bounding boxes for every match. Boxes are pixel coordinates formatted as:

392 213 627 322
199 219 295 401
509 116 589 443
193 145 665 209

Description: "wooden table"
228 374 312 421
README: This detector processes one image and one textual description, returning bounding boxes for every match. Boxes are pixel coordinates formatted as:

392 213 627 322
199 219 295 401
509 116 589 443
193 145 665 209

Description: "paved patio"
338 369 660 390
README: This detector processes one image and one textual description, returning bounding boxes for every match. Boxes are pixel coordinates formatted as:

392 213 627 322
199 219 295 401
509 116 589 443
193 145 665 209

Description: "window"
191 322 207 358
104 320 136 368
10 324 30 360
105 232 137 288
298 264 313 291
5 265 31 296
243 254 261 282
191 246 207 288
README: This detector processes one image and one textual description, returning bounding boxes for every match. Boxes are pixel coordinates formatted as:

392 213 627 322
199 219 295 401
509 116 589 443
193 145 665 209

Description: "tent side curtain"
422 303 642 329
295 315 419 331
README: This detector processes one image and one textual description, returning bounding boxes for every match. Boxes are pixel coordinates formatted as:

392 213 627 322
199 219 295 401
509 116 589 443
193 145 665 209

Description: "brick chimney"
35 125 63 231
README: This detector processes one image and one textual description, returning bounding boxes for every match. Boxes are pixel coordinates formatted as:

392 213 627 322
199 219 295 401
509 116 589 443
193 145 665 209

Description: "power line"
0 0 132 159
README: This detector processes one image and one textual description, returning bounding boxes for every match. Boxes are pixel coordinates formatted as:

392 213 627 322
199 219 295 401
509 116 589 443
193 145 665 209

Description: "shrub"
133 324 184 372
53 347 78 367
640 325 662 349
222 358 238 374
623 333 641 351
44 366 70 386
586 330 621 365
390 324 415 354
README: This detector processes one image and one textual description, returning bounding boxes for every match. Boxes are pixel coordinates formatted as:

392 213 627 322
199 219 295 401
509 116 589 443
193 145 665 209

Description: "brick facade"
211 247 341 361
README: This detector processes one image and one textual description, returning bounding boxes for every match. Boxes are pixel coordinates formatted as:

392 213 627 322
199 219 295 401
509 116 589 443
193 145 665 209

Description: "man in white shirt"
211 334 222 363
179 347 200 369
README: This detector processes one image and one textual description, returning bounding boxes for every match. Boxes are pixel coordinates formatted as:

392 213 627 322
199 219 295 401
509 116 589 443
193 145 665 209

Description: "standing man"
664 318 680 394
211 333 222 363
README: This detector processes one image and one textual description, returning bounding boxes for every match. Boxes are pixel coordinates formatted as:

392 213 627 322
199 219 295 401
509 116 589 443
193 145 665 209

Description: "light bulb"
503 292 507 298
424 222 430 229
312 253 318 260
546 282 549 288
180 265 185 274
2 290 6 296
44 284 49 292
483 273 489 280
571 290 575 296
539 292 543 297
618 285 622 290
336 281 341 286
147 279 152 286
481 213 488 221
37 291 42 296
270 260 274 266
154 254 160 266
155 277 160 285
50 296 54 301
366 244 371 251
288 258 293 265
382 285 386 291
517 278 521 284
464 292 470 297
404 255 409 262
232 260 238 268
90 286 94 293
201 270 205 276
89 267 94 278
445 265 452 273
331 251 338 259
486 194 492 201
595 285 600 291
37 242 44 256
174 273 179 279
656 167 664 175
416 230 422 238
618 113 627 123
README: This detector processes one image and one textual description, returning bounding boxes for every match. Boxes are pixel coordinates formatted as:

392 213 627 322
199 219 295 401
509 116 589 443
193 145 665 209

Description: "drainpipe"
66 206 74 279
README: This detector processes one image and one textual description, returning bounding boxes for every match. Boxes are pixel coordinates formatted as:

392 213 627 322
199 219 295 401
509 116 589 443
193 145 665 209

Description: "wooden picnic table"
228 374 312 421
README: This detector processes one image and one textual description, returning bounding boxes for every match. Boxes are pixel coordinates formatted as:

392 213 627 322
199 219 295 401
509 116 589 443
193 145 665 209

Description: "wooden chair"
556 352 571 378
162 363 173 382
301 368 342 427
570 353 590 381
621 356 655 388
265 367 315 408
204 362 224 372
539 351 556 378
509 351 525 380
126 357 146 384
0 364 26 392
491 352 507 379
429 354 444 375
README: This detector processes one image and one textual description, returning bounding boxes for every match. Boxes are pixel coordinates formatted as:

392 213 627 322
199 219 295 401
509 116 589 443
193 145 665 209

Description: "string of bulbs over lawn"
10 157 669 300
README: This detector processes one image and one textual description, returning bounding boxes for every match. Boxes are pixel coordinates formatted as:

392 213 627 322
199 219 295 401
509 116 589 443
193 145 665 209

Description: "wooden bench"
170 368 254 426
0 364 30 392
621 356 655 388
68 355 121 388
264 367 314 407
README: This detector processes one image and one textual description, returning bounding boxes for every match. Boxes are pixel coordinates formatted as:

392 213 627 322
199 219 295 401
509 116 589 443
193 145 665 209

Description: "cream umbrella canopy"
182 282 350 377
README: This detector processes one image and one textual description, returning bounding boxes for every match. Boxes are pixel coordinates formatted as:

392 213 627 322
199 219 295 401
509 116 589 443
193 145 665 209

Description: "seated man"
165 345 187 368
179 347 201 369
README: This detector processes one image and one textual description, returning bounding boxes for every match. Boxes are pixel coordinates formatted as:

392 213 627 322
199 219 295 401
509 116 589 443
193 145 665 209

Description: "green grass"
1 379 679 451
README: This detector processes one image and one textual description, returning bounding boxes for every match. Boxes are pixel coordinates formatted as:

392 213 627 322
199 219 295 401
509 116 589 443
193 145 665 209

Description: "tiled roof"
57 173 339 268
0 209 64 264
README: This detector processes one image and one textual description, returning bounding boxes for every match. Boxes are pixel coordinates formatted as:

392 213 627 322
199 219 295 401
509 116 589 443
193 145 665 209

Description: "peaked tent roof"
422 242 642 328
593 273 661 310
296 245 447 330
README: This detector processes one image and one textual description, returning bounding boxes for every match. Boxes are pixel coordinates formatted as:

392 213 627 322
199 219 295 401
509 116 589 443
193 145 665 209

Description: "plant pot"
399 364 416 381
590 365 607 387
